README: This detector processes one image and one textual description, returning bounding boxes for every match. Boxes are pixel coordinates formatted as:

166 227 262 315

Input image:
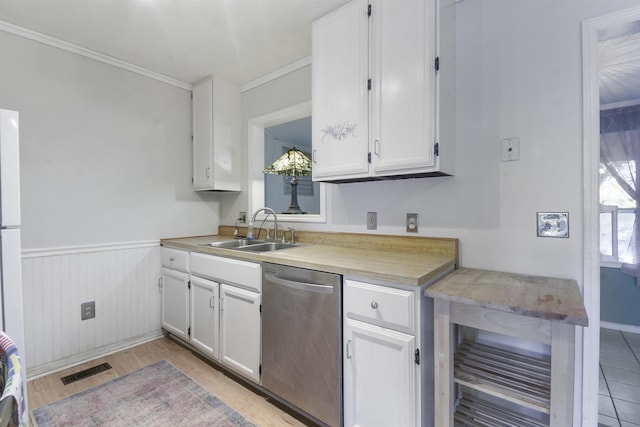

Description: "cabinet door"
344 318 417 427
370 0 437 175
312 0 369 181
190 276 219 360
160 267 190 341
192 76 241 191
219 284 261 383
193 77 215 190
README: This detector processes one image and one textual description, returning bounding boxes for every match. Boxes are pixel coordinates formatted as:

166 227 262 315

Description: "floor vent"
60 362 112 385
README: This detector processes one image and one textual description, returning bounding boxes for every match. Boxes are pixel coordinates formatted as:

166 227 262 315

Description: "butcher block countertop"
425 267 588 326
161 227 458 287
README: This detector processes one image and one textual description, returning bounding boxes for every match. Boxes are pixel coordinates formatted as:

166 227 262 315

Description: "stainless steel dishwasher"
261 262 342 427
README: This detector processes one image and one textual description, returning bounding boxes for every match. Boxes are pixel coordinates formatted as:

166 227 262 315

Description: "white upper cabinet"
312 0 369 180
312 0 454 182
192 75 242 191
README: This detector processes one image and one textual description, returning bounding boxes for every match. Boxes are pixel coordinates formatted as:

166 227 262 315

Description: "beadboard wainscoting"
22 241 163 378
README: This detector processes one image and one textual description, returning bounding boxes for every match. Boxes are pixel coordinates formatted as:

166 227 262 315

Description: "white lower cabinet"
161 247 262 384
219 284 261 383
343 278 437 427
190 276 219 360
343 317 417 427
160 267 189 341
160 246 190 341
189 251 262 383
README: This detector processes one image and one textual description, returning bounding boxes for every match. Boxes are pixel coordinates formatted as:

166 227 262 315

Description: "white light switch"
501 137 520 162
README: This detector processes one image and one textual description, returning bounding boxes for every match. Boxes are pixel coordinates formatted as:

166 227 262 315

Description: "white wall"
0 31 218 250
0 29 220 373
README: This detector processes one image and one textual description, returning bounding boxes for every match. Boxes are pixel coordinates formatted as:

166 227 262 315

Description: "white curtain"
600 105 640 285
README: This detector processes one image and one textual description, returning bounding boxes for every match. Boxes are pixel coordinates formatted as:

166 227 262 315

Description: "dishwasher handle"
264 273 335 294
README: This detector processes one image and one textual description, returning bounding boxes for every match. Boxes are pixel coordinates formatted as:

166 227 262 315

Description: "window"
247 101 327 224
600 160 637 265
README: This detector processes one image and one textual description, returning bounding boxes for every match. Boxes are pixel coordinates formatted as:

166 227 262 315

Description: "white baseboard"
26 330 164 380
600 321 640 335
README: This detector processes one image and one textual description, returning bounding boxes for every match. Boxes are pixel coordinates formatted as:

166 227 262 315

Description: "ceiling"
599 21 640 106
0 0 350 86
1 1 638 103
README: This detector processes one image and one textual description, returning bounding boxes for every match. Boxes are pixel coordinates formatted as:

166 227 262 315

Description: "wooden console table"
426 268 588 426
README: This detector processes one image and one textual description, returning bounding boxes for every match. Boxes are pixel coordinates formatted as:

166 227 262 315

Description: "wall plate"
406 213 418 233
81 301 95 320
501 137 520 161
367 212 377 230
537 212 569 238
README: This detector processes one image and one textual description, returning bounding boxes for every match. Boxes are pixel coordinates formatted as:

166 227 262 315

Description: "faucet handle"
287 226 296 244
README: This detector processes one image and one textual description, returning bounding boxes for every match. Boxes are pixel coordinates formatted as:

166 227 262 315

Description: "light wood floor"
27 336 311 427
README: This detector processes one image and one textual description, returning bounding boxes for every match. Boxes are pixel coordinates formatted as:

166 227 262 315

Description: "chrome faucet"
251 207 278 241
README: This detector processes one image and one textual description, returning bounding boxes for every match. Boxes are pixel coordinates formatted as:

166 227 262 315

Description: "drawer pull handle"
371 301 379 309
169 257 175 262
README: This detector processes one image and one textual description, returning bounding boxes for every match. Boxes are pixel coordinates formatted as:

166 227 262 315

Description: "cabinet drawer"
161 247 189 272
190 252 261 292
344 280 415 332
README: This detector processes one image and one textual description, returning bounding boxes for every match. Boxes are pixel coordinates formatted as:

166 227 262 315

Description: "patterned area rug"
31 360 255 426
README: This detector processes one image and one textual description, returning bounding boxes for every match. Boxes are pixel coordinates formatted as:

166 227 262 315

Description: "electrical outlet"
239 211 247 223
367 212 377 230
406 213 418 233
81 301 95 320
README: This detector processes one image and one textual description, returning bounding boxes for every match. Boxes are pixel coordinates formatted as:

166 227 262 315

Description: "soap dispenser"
246 219 255 240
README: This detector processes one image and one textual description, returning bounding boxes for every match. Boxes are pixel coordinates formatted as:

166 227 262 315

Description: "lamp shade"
263 147 312 177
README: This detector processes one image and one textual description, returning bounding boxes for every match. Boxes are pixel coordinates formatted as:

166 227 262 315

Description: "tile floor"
599 329 640 427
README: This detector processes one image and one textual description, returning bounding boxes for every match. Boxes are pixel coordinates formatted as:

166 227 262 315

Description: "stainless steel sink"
198 239 304 252
234 242 300 252
198 239 267 248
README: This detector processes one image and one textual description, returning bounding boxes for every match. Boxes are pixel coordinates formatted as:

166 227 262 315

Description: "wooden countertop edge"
425 268 589 327
425 291 589 327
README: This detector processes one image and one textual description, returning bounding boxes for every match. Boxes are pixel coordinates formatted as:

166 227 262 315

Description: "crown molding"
0 20 192 91
241 56 311 93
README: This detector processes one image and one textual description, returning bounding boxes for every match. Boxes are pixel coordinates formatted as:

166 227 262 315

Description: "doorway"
583 6 640 426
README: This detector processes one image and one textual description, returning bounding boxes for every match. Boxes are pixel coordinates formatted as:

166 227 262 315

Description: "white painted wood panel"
219 284 261 383
190 252 261 292
22 241 162 377
344 279 415 332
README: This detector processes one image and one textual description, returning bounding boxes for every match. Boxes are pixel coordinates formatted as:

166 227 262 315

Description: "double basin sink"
198 239 302 252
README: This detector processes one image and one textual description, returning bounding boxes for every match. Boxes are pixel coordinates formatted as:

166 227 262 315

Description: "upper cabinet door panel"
192 76 241 191
193 77 214 189
370 0 436 174
312 0 369 180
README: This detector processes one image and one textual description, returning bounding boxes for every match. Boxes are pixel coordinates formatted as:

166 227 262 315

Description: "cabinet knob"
371 301 379 309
